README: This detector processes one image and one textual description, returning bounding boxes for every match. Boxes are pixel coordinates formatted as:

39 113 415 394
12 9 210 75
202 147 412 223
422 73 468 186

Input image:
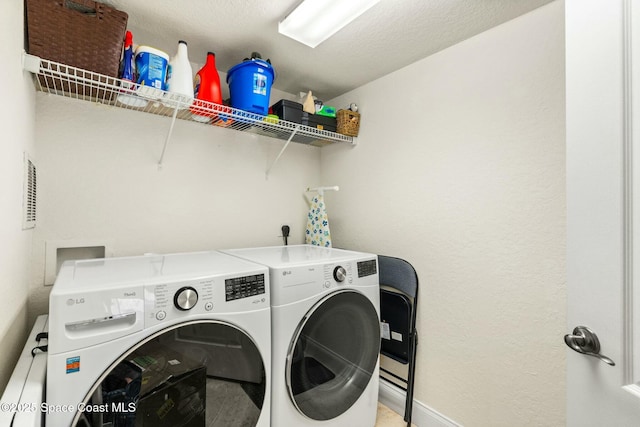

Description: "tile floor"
375 403 416 427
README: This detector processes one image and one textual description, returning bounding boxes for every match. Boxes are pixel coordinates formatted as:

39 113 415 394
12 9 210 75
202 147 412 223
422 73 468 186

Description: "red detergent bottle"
191 52 224 123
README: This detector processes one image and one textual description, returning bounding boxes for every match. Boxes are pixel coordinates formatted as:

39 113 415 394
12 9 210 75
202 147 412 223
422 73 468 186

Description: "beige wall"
324 2 566 426
0 0 36 394
29 93 322 317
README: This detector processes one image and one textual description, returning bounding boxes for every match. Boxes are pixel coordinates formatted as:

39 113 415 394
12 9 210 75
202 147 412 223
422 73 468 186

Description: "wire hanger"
306 185 339 196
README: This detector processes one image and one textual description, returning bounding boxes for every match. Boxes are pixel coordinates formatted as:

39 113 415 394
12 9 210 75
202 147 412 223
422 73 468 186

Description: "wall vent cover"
23 154 36 229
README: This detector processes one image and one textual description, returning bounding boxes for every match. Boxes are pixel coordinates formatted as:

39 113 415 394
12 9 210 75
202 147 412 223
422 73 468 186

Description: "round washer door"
286 289 380 420
74 320 266 427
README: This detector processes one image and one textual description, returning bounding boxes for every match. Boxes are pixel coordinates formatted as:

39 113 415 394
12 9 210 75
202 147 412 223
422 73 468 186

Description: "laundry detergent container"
227 55 275 116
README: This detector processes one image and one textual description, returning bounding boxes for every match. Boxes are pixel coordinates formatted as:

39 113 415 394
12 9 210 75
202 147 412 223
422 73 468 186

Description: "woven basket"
26 0 128 78
337 110 360 137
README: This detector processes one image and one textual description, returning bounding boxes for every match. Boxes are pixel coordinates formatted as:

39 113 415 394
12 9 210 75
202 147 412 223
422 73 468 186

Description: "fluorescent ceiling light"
279 0 381 48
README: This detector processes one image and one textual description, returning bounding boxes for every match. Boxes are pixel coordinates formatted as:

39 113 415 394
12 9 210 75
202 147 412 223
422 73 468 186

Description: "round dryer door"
74 320 266 427
285 290 380 421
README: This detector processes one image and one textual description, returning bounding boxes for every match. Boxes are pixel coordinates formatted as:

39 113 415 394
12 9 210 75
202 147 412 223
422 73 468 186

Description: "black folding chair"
378 255 419 427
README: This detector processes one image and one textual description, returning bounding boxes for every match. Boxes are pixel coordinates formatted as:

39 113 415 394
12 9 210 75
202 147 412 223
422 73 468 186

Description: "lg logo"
282 270 292 276
66 298 85 306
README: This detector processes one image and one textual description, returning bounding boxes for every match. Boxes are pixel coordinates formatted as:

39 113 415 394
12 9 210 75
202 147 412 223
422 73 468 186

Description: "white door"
566 0 640 425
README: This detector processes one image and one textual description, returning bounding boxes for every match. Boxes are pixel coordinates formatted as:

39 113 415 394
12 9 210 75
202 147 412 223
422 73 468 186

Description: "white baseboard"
378 379 461 427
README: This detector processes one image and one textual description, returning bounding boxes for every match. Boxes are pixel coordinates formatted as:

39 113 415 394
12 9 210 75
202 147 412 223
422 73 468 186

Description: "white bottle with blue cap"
165 40 194 107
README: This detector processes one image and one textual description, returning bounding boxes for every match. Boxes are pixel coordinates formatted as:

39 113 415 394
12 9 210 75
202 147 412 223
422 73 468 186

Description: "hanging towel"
306 193 332 247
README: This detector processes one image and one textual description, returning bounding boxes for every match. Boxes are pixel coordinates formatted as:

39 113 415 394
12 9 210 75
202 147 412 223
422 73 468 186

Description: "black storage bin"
302 112 337 132
271 99 303 124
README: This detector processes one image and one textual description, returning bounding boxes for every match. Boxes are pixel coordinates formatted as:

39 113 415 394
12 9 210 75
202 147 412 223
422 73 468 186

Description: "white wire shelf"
22 53 355 173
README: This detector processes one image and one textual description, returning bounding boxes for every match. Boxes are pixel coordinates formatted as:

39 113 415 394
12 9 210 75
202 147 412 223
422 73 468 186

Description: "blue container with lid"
227 53 275 116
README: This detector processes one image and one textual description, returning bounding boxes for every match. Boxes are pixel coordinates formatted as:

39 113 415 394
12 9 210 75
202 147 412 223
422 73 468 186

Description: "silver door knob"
564 326 615 366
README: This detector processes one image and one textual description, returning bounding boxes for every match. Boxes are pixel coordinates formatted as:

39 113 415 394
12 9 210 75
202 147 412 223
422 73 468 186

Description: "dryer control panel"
323 263 354 287
357 259 377 277
268 256 379 306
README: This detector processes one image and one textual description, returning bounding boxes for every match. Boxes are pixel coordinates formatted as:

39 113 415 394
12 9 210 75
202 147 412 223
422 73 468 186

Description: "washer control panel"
146 278 214 326
225 274 266 301
145 273 268 327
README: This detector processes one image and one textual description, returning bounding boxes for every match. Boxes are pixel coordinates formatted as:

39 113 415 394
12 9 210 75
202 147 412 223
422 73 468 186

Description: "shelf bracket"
22 52 42 74
158 106 180 169
265 124 299 179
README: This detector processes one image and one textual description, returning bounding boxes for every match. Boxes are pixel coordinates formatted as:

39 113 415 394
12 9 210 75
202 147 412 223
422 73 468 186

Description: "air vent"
23 154 36 229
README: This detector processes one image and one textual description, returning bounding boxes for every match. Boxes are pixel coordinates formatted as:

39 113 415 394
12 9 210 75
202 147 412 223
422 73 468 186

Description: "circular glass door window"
75 320 265 427
286 290 380 420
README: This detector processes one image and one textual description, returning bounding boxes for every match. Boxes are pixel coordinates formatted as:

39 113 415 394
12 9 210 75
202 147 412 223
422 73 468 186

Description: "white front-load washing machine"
46 251 271 427
222 245 380 427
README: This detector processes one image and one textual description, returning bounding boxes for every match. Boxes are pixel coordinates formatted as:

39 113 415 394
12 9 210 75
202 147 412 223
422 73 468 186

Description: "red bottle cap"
124 31 133 49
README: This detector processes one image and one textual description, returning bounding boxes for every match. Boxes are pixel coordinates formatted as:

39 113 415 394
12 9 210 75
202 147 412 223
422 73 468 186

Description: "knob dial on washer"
174 287 198 311
333 266 347 283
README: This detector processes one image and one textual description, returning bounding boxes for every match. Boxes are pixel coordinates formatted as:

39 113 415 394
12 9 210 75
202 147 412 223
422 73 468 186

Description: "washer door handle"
564 326 615 366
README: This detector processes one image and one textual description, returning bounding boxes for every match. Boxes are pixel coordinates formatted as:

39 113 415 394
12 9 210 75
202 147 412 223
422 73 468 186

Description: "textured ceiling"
107 0 555 101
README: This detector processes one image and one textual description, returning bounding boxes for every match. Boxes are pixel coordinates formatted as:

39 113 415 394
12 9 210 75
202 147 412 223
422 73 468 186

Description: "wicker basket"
26 0 128 78
337 109 361 137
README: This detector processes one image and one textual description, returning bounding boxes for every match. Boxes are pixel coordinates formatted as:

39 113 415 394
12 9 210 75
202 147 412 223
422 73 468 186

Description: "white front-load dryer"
222 245 380 427
46 251 271 427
